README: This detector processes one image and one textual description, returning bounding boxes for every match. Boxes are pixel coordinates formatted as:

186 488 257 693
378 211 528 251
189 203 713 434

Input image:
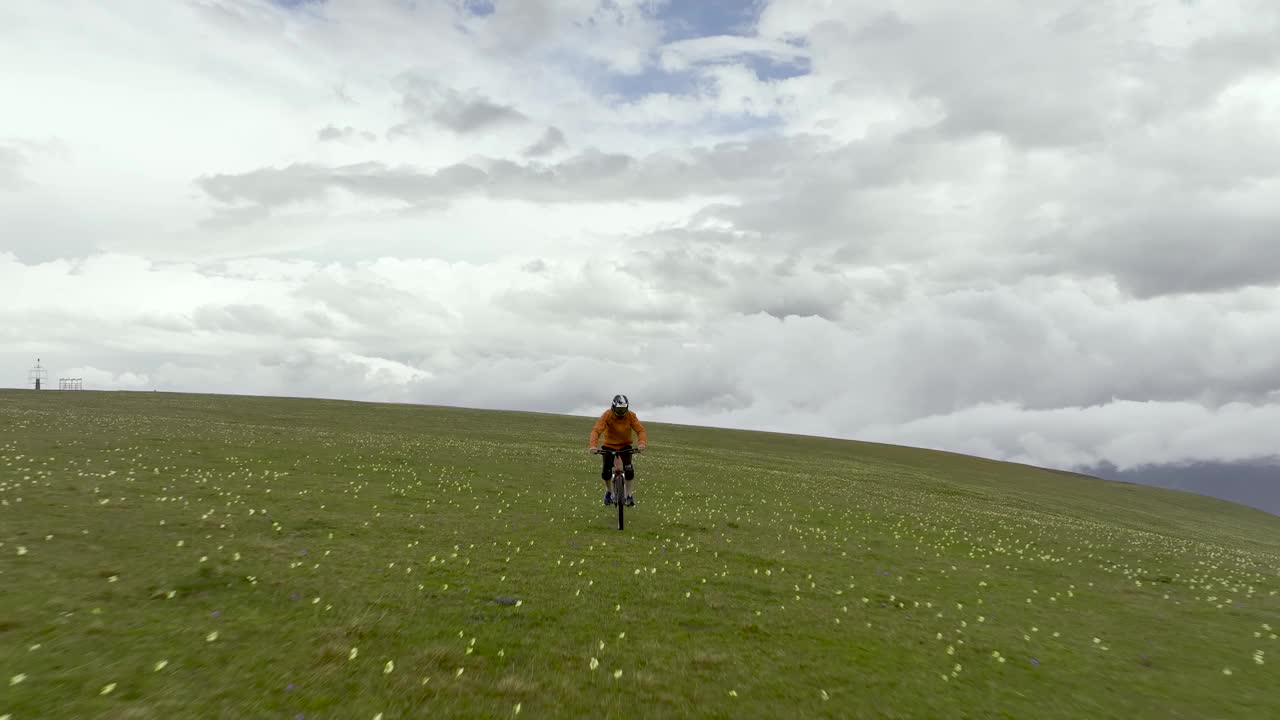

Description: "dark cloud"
194 135 848 217
390 76 528 137
193 153 622 211
523 126 568 157
317 125 352 141
199 164 336 207
1064 206 1280 298
432 94 528 133
317 125 375 143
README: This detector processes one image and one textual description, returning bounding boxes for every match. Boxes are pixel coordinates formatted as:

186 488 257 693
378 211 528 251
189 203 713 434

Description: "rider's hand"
588 446 598 454
638 443 646 452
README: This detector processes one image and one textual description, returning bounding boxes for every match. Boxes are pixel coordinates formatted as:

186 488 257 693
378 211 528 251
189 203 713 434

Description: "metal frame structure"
28 359 48 390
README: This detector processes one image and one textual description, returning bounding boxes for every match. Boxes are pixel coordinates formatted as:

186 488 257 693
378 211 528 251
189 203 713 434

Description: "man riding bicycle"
588 394 647 507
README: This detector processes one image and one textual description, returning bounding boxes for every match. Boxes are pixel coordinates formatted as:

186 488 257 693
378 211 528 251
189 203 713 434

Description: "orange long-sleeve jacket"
589 410 647 449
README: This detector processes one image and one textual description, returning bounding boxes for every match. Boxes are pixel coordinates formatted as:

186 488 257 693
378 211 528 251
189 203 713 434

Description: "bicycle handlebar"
589 447 643 455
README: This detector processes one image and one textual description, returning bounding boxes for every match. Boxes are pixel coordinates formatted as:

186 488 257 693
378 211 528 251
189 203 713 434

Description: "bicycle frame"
594 447 640 530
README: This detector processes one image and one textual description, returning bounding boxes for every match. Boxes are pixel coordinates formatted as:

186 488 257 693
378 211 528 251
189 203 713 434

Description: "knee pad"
623 463 635 480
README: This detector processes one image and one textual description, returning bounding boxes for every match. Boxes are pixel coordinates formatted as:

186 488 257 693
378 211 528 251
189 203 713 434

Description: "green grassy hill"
2 390 1277 719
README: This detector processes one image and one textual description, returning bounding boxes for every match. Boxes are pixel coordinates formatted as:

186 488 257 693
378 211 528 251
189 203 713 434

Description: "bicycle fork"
614 455 633 499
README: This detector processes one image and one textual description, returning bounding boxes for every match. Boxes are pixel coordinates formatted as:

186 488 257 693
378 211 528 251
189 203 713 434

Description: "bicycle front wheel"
614 474 625 530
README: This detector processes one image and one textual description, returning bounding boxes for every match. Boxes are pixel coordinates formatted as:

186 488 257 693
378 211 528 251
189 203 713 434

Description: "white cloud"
3 0 1280 475
6 249 1280 471
860 400 1280 471
657 34 808 72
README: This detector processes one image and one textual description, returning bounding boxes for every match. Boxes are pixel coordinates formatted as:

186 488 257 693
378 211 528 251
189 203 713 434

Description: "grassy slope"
1 390 1277 720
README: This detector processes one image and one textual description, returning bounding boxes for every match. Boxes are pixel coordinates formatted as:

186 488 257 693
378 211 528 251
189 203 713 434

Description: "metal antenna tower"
28 358 48 390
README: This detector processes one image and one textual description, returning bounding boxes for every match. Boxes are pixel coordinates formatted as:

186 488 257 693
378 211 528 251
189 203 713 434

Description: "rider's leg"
623 450 636 503
600 451 613 503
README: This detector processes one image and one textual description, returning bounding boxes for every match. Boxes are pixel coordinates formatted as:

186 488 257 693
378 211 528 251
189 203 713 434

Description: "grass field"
2 390 1277 719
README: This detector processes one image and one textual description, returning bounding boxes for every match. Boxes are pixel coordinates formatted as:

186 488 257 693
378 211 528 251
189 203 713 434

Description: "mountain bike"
592 446 641 530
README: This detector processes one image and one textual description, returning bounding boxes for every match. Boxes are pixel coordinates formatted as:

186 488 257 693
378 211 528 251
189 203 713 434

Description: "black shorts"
599 446 636 481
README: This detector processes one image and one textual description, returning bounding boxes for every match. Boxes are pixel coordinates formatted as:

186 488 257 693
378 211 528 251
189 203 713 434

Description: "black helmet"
611 394 629 416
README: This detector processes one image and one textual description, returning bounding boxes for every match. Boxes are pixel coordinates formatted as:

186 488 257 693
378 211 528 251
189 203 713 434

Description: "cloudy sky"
3 0 1280 477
